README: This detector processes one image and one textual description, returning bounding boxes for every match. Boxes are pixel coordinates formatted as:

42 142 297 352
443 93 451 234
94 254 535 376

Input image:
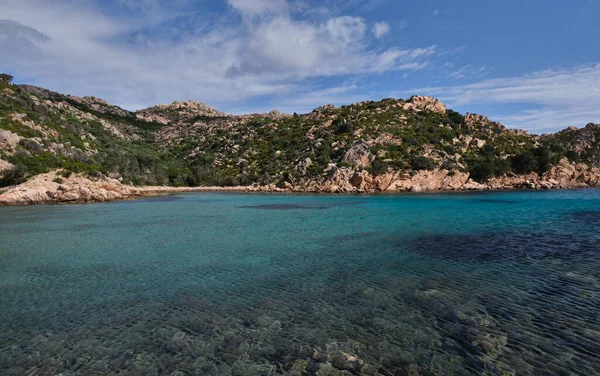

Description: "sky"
0 0 599 133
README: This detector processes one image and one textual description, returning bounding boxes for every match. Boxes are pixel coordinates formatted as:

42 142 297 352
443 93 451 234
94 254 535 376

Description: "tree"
0 73 13 83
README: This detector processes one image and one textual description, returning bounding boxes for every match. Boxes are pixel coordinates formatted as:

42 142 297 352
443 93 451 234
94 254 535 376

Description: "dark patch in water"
408 233 600 262
239 204 329 210
109 195 185 204
239 201 364 210
467 198 520 204
571 210 600 227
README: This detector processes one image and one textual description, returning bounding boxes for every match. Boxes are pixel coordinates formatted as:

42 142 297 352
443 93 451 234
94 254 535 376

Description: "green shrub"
0 165 27 187
468 157 510 182
446 109 465 126
333 119 354 134
370 159 389 175
19 138 44 154
410 156 437 170
511 146 557 175
511 151 538 174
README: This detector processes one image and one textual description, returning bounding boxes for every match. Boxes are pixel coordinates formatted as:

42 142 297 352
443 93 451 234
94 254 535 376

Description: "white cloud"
227 0 287 17
395 64 600 132
0 0 435 112
373 21 390 38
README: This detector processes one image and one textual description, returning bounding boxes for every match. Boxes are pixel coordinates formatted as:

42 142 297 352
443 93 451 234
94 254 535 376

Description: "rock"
404 95 446 114
312 104 338 113
350 172 364 187
0 170 135 205
330 351 364 372
277 181 294 190
0 130 22 153
565 272 597 285
296 158 313 176
0 158 14 174
472 333 508 359
136 100 226 125
266 109 289 120
343 139 373 169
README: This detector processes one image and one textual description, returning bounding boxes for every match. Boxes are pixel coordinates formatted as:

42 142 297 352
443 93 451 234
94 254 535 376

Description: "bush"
468 157 510 182
0 165 27 187
370 159 389 175
511 147 556 175
19 138 44 154
333 119 354 134
446 109 465 126
511 151 538 174
410 156 437 170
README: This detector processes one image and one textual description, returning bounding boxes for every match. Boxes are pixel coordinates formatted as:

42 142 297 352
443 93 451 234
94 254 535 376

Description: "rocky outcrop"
136 100 227 125
0 171 136 205
69 95 132 118
0 170 280 205
266 109 290 121
278 158 600 194
343 139 373 169
404 95 446 114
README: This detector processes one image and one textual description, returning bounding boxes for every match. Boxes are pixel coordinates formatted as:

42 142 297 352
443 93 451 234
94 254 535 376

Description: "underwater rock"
472 333 508 359
330 351 364 372
565 272 597 285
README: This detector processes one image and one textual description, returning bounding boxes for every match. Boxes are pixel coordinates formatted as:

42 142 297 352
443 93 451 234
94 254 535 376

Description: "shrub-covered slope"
0 77 192 187
1 74 599 191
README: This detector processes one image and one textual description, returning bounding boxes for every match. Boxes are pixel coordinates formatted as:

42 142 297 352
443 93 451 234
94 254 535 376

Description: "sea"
1 190 599 375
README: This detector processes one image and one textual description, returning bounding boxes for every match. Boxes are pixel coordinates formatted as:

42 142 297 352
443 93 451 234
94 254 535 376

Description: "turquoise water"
1 191 599 375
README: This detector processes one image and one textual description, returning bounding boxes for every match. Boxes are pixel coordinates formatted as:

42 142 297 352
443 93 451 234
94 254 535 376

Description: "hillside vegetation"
1 74 599 191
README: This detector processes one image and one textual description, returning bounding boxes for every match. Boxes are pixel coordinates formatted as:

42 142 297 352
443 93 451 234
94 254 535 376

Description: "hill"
1 73 599 203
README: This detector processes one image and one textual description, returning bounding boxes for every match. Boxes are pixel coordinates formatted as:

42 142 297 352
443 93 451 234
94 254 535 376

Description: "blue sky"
1 0 599 133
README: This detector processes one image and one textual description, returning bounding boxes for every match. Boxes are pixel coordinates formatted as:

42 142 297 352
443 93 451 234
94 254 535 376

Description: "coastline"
1 160 599 206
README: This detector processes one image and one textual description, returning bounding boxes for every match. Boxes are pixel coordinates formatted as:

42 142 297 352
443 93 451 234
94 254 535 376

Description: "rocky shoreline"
1 159 599 206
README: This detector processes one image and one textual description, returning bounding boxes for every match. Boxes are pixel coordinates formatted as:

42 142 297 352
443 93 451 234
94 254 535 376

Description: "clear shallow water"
0 191 599 376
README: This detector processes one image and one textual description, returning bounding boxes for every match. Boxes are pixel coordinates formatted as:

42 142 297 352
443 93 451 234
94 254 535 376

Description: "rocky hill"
1 73 599 201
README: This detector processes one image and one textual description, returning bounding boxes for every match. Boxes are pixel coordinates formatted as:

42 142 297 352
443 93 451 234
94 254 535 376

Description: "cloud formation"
228 0 288 17
0 0 433 112
372 21 390 38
